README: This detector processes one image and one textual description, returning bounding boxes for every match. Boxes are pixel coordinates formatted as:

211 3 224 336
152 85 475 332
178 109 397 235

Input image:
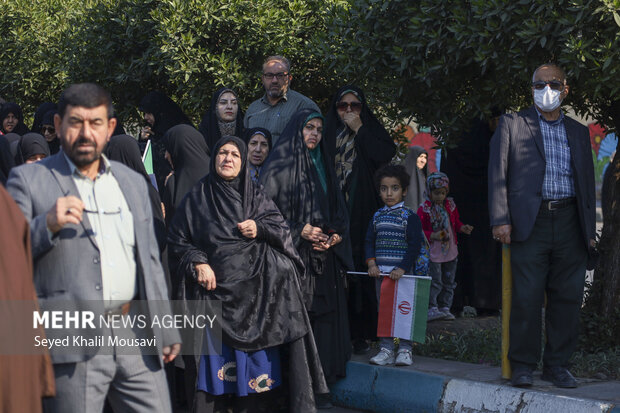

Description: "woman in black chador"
323 85 396 353
198 87 245 154
168 136 328 413
139 91 193 192
162 124 211 227
259 109 353 387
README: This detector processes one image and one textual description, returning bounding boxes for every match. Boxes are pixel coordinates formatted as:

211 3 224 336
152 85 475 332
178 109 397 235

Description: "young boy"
365 164 428 366
417 172 473 321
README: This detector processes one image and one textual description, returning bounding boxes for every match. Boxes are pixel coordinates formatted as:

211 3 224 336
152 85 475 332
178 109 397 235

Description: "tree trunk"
587 101 620 344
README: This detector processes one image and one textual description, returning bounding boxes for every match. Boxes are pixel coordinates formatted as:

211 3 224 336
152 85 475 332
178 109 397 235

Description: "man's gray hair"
263 55 291 73
532 63 567 83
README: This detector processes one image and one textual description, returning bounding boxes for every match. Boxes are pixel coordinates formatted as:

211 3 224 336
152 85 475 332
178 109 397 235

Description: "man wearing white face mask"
488 63 595 389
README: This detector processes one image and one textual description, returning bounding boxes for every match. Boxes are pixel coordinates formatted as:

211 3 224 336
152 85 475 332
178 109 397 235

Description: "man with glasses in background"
244 55 320 145
7 83 180 412
489 63 595 389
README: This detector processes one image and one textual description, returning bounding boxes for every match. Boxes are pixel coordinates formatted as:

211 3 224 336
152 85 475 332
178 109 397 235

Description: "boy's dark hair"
58 83 114 119
374 164 410 191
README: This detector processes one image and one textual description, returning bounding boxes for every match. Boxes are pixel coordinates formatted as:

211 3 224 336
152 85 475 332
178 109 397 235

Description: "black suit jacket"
488 106 595 250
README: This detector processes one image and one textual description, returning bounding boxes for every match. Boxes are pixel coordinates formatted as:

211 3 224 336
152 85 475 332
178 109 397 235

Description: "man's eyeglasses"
532 80 565 91
41 126 55 134
263 72 289 80
336 102 363 111
84 207 122 215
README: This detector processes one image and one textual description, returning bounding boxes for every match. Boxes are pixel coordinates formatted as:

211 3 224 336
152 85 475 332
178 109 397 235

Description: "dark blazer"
7 152 181 366
488 106 595 250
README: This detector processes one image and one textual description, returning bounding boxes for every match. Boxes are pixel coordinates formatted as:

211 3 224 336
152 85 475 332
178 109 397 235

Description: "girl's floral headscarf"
426 172 452 254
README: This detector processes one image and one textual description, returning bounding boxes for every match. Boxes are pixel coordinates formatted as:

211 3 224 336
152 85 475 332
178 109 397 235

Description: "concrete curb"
330 361 618 413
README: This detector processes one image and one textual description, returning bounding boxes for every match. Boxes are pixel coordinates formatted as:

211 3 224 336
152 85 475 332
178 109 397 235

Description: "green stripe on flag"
411 277 431 343
142 140 153 175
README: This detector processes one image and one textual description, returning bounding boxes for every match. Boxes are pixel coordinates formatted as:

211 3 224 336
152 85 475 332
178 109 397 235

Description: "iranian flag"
377 275 431 343
141 140 158 191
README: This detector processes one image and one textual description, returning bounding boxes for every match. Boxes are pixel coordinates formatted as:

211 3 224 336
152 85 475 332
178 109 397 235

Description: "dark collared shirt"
537 109 576 200
244 89 320 146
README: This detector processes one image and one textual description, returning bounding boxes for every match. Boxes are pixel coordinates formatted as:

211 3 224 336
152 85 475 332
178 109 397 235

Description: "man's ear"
107 117 118 140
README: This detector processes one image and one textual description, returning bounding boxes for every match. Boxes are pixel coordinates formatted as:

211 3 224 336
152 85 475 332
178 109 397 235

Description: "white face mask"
534 85 562 112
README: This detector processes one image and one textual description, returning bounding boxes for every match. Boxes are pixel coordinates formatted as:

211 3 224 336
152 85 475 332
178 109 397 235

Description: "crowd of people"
0 57 596 412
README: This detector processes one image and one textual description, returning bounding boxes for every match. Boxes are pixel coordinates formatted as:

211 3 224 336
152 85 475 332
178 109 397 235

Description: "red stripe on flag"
377 277 397 337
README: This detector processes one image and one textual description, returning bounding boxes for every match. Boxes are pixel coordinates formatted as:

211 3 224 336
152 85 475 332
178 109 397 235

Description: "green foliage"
0 0 348 126
414 326 502 366
325 0 620 141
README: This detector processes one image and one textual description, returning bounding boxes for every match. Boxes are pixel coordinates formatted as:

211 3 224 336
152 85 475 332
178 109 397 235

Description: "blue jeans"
375 277 413 351
428 259 458 309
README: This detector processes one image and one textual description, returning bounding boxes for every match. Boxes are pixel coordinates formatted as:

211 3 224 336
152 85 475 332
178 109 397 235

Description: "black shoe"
541 366 578 388
352 339 371 355
511 368 533 387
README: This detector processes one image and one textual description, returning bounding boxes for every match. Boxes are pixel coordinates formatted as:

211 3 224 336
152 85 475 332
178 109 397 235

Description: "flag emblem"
377 275 431 343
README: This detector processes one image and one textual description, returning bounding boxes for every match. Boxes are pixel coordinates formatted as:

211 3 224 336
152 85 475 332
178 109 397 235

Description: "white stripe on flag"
392 277 416 339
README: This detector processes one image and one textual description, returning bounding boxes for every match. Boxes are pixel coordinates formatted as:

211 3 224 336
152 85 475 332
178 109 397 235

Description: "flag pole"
501 244 512 380
346 271 431 280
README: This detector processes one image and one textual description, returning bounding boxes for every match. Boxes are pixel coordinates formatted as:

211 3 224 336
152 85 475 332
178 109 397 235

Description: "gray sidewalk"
331 354 620 412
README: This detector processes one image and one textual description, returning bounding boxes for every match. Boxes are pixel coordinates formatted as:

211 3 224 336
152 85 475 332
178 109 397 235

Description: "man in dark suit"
489 64 595 388
7 83 181 412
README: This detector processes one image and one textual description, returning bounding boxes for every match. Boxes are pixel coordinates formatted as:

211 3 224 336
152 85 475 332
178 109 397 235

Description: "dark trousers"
509 203 587 370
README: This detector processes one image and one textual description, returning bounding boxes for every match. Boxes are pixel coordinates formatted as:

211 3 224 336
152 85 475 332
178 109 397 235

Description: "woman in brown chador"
0 184 55 413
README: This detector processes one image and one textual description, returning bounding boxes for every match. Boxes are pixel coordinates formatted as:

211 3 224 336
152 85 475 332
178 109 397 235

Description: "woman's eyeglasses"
532 80 564 91
336 102 363 111
41 126 55 134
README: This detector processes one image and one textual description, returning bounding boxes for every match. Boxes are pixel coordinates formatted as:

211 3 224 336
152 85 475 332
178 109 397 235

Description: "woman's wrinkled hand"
301 223 329 243
237 220 258 239
195 263 216 290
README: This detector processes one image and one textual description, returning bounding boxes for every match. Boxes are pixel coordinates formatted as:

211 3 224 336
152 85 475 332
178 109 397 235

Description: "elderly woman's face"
3 113 18 133
248 134 269 167
417 153 427 170
215 142 242 180
216 92 238 123
303 118 323 150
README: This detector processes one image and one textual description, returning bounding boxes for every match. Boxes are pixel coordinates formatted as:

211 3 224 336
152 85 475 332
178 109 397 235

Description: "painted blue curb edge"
330 361 446 413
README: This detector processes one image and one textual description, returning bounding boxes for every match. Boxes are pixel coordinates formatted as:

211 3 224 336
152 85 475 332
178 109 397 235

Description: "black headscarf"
259 109 354 271
162 124 210 224
138 91 192 136
41 110 61 155
14 133 50 165
323 85 395 270
3 133 21 144
168 135 328 410
403 145 428 209
168 134 306 349
104 134 167 254
0 103 30 136
0 135 15 186
139 91 192 192
198 87 245 154
242 127 273 151
31 102 57 133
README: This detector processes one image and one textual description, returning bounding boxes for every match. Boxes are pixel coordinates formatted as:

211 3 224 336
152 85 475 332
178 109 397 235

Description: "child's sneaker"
394 349 413 366
439 307 456 320
427 306 446 321
370 348 394 365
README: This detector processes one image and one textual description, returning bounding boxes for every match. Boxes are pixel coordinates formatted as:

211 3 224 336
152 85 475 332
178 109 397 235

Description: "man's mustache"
71 137 96 150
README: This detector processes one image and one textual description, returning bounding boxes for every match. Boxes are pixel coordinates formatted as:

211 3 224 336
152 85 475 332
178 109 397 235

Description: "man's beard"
66 136 101 167
266 86 285 99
